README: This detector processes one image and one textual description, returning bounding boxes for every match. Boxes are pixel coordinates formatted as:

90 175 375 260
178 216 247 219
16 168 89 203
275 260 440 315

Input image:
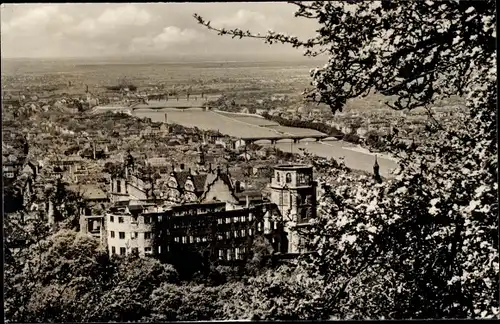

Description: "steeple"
197 145 205 165
373 155 382 183
125 150 135 176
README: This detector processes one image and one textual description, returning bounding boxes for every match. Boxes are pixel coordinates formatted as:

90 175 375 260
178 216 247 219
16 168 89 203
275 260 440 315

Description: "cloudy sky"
1 3 319 59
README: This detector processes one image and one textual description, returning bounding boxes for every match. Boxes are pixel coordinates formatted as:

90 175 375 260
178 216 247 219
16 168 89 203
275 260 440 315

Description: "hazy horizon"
1 3 320 60
1 52 326 63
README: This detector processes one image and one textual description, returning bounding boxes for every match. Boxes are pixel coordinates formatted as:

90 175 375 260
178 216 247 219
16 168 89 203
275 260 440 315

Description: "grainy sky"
0 3 319 59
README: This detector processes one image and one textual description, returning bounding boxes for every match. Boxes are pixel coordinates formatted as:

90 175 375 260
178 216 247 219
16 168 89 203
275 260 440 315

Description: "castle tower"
269 164 316 254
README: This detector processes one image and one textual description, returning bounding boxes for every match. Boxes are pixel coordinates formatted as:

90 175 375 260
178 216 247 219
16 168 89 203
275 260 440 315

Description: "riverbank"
132 108 398 177
338 145 398 162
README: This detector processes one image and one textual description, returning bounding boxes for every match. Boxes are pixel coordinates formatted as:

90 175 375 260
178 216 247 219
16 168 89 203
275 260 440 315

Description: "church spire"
197 145 205 166
373 155 382 183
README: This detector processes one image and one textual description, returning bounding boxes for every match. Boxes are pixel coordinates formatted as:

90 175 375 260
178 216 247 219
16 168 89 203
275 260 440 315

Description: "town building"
233 139 247 150
82 163 317 263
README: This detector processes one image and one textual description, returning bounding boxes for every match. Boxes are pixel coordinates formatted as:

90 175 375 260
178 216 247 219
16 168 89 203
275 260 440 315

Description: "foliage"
4 229 113 322
93 254 178 322
342 132 361 145
3 179 25 214
103 161 124 177
146 283 224 321
4 227 180 323
245 235 275 275
45 179 86 226
222 265 329 320
196 0 498 319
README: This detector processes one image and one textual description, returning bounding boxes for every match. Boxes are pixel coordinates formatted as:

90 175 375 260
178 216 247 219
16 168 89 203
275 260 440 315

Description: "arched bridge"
241 134 343 145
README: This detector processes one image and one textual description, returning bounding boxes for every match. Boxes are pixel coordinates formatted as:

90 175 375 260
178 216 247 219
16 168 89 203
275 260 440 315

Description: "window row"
171 227 262 244
276 173 311 185
110 246 153 255
218 247 247 261
217 214 253 225
174 235 209 244
217 228 253 240
109 215 152 224
110 231 152 240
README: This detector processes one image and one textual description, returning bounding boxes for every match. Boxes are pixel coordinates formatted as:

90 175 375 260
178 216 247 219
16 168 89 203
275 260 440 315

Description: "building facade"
105 202 159 257
151 202 285 265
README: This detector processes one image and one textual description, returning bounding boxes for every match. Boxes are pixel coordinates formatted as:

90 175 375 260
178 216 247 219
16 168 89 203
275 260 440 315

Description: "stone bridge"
240 134 343 145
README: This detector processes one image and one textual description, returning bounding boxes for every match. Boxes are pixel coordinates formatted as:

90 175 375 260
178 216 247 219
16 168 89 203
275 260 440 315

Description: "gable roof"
172 171 190 190
202 172 217 192
200 170 238 202
218 172 233 191
192 174 208 193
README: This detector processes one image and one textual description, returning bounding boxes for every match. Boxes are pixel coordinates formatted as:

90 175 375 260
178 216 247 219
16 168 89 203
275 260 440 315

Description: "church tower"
373 155 382 183
197 145 205 166
269 164 316 254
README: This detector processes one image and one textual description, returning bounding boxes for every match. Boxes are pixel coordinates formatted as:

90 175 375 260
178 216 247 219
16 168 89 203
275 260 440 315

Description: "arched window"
285 173 292 183
276 173 280 183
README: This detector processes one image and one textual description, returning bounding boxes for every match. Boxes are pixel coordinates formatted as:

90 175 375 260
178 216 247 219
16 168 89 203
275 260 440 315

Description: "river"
132 108 399 178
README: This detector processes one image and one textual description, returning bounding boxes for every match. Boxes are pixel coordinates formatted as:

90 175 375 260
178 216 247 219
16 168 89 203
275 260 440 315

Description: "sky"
0 3 320 60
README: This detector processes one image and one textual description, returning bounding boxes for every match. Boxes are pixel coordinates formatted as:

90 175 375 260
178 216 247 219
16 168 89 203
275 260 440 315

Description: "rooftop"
68 184 107 200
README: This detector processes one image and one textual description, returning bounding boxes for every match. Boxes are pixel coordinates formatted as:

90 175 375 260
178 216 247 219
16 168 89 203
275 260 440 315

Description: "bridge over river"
241 134 343 144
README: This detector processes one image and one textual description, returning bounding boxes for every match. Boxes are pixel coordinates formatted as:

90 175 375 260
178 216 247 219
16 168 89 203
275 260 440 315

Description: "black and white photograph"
2 1 497 321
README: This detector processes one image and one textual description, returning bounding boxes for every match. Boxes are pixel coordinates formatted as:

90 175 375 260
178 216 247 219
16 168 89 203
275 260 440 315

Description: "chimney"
246 195 250 208
92 142 96 160
164 113 168 123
